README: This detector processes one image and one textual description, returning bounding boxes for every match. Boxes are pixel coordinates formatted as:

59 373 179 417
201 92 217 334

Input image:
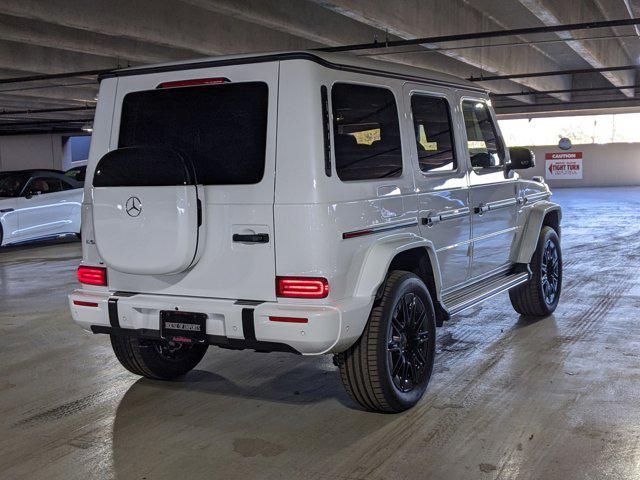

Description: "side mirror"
508 147 535 170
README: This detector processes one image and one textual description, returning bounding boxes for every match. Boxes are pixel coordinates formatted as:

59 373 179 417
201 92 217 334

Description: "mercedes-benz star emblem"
125 196 142 217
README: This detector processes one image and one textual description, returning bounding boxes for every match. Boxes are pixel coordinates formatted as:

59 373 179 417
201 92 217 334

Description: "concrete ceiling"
0 0 638 133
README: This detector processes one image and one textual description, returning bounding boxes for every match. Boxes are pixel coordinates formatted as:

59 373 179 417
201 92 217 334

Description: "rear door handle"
232 233 269 243
422 215 441 226
474 203 490 215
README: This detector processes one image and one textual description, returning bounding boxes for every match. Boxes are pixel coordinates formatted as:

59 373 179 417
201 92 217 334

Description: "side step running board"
443 270 529 316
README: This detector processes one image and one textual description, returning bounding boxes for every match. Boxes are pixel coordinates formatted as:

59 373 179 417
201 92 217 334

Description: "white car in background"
0 169 83 246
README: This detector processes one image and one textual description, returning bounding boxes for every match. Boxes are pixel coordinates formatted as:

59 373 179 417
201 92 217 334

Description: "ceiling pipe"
0 106 96 116
318 17 640 53
491 84 638 97
470 65 638 81
0 117 94 128
0 69 112 85
494 97 640 109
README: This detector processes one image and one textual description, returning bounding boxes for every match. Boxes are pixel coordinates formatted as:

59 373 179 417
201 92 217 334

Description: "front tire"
338 270 436 413
110 335 208 380
509 226 562 316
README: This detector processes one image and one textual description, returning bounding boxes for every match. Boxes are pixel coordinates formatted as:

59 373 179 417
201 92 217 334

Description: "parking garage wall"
1 135 638 187
518 143 640 188
0 134 65 172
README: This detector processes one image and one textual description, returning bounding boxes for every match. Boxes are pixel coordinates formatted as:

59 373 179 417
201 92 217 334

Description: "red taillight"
157 77 230 89
77 266 107 286
276 277 329 299
269 316 309 323
73 300 99 308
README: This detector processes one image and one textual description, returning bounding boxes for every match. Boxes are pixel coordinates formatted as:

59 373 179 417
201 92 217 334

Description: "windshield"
0 173 29 197
65 167 86 182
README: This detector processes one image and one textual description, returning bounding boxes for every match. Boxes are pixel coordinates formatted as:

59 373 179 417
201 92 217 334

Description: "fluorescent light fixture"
81 122 93 133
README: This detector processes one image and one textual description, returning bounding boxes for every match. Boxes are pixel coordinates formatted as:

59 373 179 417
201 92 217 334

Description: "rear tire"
110 335 208 380
337 270 436 413
509 226 562 316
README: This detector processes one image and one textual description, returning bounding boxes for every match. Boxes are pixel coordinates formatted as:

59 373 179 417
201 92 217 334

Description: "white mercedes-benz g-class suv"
69 51 562 413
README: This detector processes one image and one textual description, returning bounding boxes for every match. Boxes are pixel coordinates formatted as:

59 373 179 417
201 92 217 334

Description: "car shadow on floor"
110 358 399 478
116 341 364 407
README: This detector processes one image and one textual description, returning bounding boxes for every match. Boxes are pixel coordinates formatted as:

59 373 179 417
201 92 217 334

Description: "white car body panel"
69 51 559 355
95 62 280 301
93 185 200 275
0 186 82 246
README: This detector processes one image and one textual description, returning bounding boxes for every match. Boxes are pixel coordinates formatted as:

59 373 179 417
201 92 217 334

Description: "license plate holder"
160 310 207 344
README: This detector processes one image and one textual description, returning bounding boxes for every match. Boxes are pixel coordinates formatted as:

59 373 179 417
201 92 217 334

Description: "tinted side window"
119 82 268 185
331 84 402 181
27 177 63 195
462 100 505 168
410 95 456 173
61 179 75 190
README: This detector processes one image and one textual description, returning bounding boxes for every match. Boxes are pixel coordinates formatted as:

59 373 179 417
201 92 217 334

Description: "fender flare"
354 233 443 300
512 201 562 264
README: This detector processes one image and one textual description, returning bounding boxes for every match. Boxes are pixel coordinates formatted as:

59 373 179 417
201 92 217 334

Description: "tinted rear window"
118 82 268 185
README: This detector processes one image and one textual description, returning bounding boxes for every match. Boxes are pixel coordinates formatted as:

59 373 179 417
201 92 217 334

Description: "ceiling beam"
310 0 572 100
318 16 640 52
180 0 536 102
0 13 195 65
518 0 636 97
0 40 121 78
0 0 319 56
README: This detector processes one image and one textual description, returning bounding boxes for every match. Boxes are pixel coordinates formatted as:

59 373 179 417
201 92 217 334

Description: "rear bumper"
68 289 373 355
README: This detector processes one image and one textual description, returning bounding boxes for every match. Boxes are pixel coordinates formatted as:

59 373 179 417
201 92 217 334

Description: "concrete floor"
1 187 639 480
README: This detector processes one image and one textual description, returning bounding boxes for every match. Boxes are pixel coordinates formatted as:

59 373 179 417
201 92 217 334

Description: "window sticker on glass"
350 128 381 146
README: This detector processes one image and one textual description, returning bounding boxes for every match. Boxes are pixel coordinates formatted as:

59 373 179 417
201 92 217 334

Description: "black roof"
0 168 65 175
0 169 82 187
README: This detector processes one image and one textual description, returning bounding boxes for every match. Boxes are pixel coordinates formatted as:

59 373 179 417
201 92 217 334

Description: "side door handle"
232 233 269 243
474 203 490 215
421 214 441 227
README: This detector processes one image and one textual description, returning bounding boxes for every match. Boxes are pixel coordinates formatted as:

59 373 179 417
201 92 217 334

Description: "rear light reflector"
73 300 99 308
276 277 329 299
342 228 374 239
157 77 230 89
77 266 107 286
269 316 308 323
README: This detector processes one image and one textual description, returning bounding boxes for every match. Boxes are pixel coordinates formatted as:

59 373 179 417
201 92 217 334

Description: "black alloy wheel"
387 292 432 393
541 238 560 306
